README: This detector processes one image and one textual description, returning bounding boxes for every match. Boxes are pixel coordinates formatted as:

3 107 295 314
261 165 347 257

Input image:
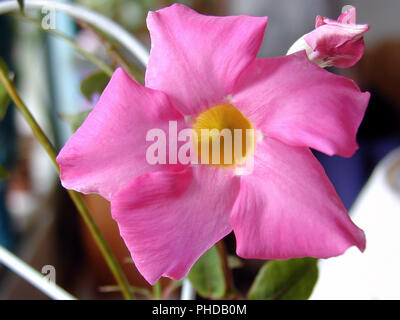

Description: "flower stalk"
0 64 133 300
216 240 238 299
152 281 162 300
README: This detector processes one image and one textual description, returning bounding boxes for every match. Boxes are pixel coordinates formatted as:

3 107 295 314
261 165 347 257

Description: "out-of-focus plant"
77 0 184 32
0 59 11 120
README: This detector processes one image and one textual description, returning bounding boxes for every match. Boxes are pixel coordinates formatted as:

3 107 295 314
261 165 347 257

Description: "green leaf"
80 71 110 101
248 258 318 300
60 110 91 132
188 246 226 299
0 59 11 120
0 165 9 180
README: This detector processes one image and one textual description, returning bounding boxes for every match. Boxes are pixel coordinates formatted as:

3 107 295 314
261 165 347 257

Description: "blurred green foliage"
248 258 319 300
188 246 226 299
76 0 194 32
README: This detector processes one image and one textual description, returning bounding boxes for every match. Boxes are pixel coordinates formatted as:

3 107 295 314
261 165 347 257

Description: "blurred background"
0 0 399 299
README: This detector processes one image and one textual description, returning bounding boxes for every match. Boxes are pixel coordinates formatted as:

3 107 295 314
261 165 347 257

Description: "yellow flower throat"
192 104 255 167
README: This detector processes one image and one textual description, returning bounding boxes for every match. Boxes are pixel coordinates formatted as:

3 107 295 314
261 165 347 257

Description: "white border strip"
180 278 195 300
0 245 76 300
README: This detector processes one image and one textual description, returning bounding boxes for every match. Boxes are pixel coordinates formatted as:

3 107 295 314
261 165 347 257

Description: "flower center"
192 104 255 167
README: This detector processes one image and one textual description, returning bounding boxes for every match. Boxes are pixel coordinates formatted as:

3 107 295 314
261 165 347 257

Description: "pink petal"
145 3 267 115
111 166 240 284
57 68 184 200
231 137 366 260
233 51 370 157
337 7 357 24
316 8 357 27
315 15 325 28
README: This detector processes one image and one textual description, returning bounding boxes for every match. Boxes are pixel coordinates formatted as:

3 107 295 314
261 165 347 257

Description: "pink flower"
57 4 370 284
303 7 370 68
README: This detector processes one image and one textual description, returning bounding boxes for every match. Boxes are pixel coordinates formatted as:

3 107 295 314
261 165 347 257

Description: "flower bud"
287 7 370 68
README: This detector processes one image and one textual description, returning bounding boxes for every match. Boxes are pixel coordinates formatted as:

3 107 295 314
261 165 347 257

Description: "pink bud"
304 7 370 68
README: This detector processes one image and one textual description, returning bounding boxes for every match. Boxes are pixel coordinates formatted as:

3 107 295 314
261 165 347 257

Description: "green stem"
11 13 114 77
216 240 238 299
0 63 133 300
152 281 162 300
